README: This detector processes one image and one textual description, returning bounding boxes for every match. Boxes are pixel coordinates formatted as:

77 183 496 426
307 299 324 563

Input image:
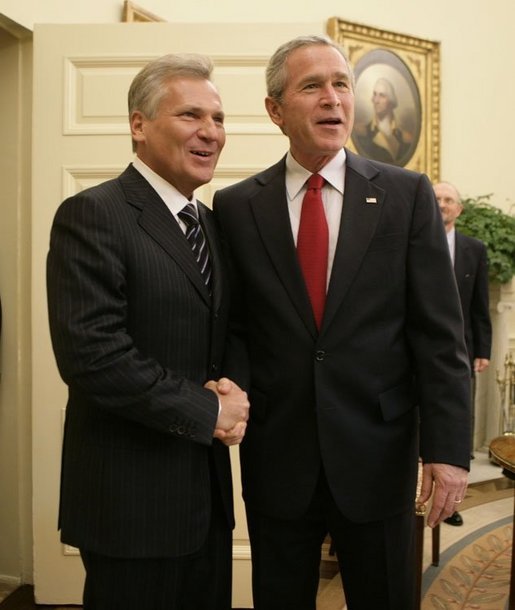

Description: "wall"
0 27 33 584
0 0 514 208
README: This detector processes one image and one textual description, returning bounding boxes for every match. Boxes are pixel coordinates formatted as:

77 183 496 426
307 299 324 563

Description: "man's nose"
198 118 219 139
321 85 340 106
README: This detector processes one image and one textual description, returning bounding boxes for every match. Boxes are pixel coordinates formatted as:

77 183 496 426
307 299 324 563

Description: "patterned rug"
422 516 512 610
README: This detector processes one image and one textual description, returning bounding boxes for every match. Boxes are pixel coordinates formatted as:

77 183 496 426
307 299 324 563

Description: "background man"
434 180 492 527
214 36 471 610
47 54 249 610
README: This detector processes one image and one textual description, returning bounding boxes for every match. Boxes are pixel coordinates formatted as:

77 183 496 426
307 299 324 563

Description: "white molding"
497 300 515 314
62 164 265 200
0 575 21 587
232 544 251 560
62 55 276 136
62 165 126 197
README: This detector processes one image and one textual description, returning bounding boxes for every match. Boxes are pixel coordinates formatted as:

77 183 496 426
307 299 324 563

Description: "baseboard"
0 586 254 609
0 578 20 590
0 585 34 609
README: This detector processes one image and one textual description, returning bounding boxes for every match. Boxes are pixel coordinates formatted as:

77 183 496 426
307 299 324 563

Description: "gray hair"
128 53 214 151
266 35 354 101
373 77 398 108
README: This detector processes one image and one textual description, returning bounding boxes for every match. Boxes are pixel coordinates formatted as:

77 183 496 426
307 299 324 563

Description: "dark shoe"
444 511 463 526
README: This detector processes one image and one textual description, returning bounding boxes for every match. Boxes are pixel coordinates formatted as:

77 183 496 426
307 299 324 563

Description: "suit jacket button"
315 350 326 361
177 426 185 435
211 363 218 371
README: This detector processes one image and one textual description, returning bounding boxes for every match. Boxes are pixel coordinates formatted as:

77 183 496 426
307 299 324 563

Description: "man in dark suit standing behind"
434 181 492 526
214 36 471 610
47 54 249 610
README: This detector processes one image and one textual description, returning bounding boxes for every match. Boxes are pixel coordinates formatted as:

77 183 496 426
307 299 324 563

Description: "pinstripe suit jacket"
47 163 232 558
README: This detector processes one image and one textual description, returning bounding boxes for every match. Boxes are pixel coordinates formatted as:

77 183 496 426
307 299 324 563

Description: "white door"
32 21 320 604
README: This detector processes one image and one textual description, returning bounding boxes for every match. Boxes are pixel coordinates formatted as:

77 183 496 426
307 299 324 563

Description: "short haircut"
129 53 213 118
266 35 354 101
128 53 214 151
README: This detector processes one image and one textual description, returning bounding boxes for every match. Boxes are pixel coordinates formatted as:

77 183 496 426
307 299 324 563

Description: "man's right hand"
204 378 249 445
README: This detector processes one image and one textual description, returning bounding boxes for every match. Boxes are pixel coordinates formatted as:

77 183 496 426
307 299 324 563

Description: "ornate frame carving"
122 1 165 22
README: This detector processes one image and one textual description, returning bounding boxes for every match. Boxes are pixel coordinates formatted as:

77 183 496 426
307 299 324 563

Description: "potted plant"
456 194 515 284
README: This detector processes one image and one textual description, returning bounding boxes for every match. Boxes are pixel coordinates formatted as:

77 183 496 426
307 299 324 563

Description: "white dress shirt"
446 227 456 266
132 156 197 234
285 149 346 287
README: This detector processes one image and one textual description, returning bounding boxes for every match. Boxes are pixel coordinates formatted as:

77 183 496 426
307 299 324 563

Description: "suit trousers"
246 469 416 610
470 376 476 455
80 474 232 610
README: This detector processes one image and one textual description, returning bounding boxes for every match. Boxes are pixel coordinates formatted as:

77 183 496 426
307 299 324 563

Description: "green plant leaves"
456 195 515 284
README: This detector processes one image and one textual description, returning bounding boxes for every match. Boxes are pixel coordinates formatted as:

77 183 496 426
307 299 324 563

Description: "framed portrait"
327 17 440 180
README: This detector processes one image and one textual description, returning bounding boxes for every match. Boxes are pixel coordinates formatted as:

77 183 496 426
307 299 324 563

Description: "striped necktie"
178 203 212 292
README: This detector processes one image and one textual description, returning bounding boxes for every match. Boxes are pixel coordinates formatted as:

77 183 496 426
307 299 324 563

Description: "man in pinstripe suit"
47 54 249 610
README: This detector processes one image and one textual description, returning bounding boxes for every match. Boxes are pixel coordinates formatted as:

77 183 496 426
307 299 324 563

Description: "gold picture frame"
122 1 165 22
327 17 440 180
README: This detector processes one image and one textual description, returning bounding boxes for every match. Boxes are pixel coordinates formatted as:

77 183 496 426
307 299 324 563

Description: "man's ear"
265 96 284 129
130 110 145 144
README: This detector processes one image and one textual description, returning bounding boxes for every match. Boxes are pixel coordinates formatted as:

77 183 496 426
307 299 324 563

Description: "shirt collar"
132 156 195 216
285 149 346 200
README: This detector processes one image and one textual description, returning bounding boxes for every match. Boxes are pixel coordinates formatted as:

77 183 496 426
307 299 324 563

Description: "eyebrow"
178 104 225 118
298 71 351 86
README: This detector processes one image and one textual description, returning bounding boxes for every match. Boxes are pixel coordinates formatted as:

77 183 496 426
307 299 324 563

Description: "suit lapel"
322 151 385 332
246 152 387 336
249 160 317 336
119 165 211 306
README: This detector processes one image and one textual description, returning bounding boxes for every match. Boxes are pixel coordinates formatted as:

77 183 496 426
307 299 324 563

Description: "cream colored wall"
0 28 33 584
2 0 514 207
0 0 514 590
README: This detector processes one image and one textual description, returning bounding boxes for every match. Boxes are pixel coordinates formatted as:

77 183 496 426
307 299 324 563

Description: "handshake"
204 378 250 446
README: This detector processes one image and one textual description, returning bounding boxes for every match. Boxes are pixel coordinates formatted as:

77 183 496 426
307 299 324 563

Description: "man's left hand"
417 462 468 528
474 358 490 373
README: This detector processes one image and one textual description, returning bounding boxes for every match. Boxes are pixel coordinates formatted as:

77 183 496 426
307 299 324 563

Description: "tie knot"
178 203 199 227
307 174 325 190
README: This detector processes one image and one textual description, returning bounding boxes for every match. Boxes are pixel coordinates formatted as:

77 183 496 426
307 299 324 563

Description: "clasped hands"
204 377 249 446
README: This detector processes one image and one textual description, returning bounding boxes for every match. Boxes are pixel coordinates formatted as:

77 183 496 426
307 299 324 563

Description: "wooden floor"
0 585 256 610
0 585 79 609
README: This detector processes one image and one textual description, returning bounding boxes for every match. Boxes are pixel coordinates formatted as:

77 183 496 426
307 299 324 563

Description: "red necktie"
297 174 328 329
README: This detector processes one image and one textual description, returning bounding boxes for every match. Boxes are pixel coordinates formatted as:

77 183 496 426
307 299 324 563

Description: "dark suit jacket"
47 164 232 558
454 231 492 369
213 150 471 524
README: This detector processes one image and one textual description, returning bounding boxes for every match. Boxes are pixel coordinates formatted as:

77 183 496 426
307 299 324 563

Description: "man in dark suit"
213 36 471 610
47 54 249 610
434 181 492 527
